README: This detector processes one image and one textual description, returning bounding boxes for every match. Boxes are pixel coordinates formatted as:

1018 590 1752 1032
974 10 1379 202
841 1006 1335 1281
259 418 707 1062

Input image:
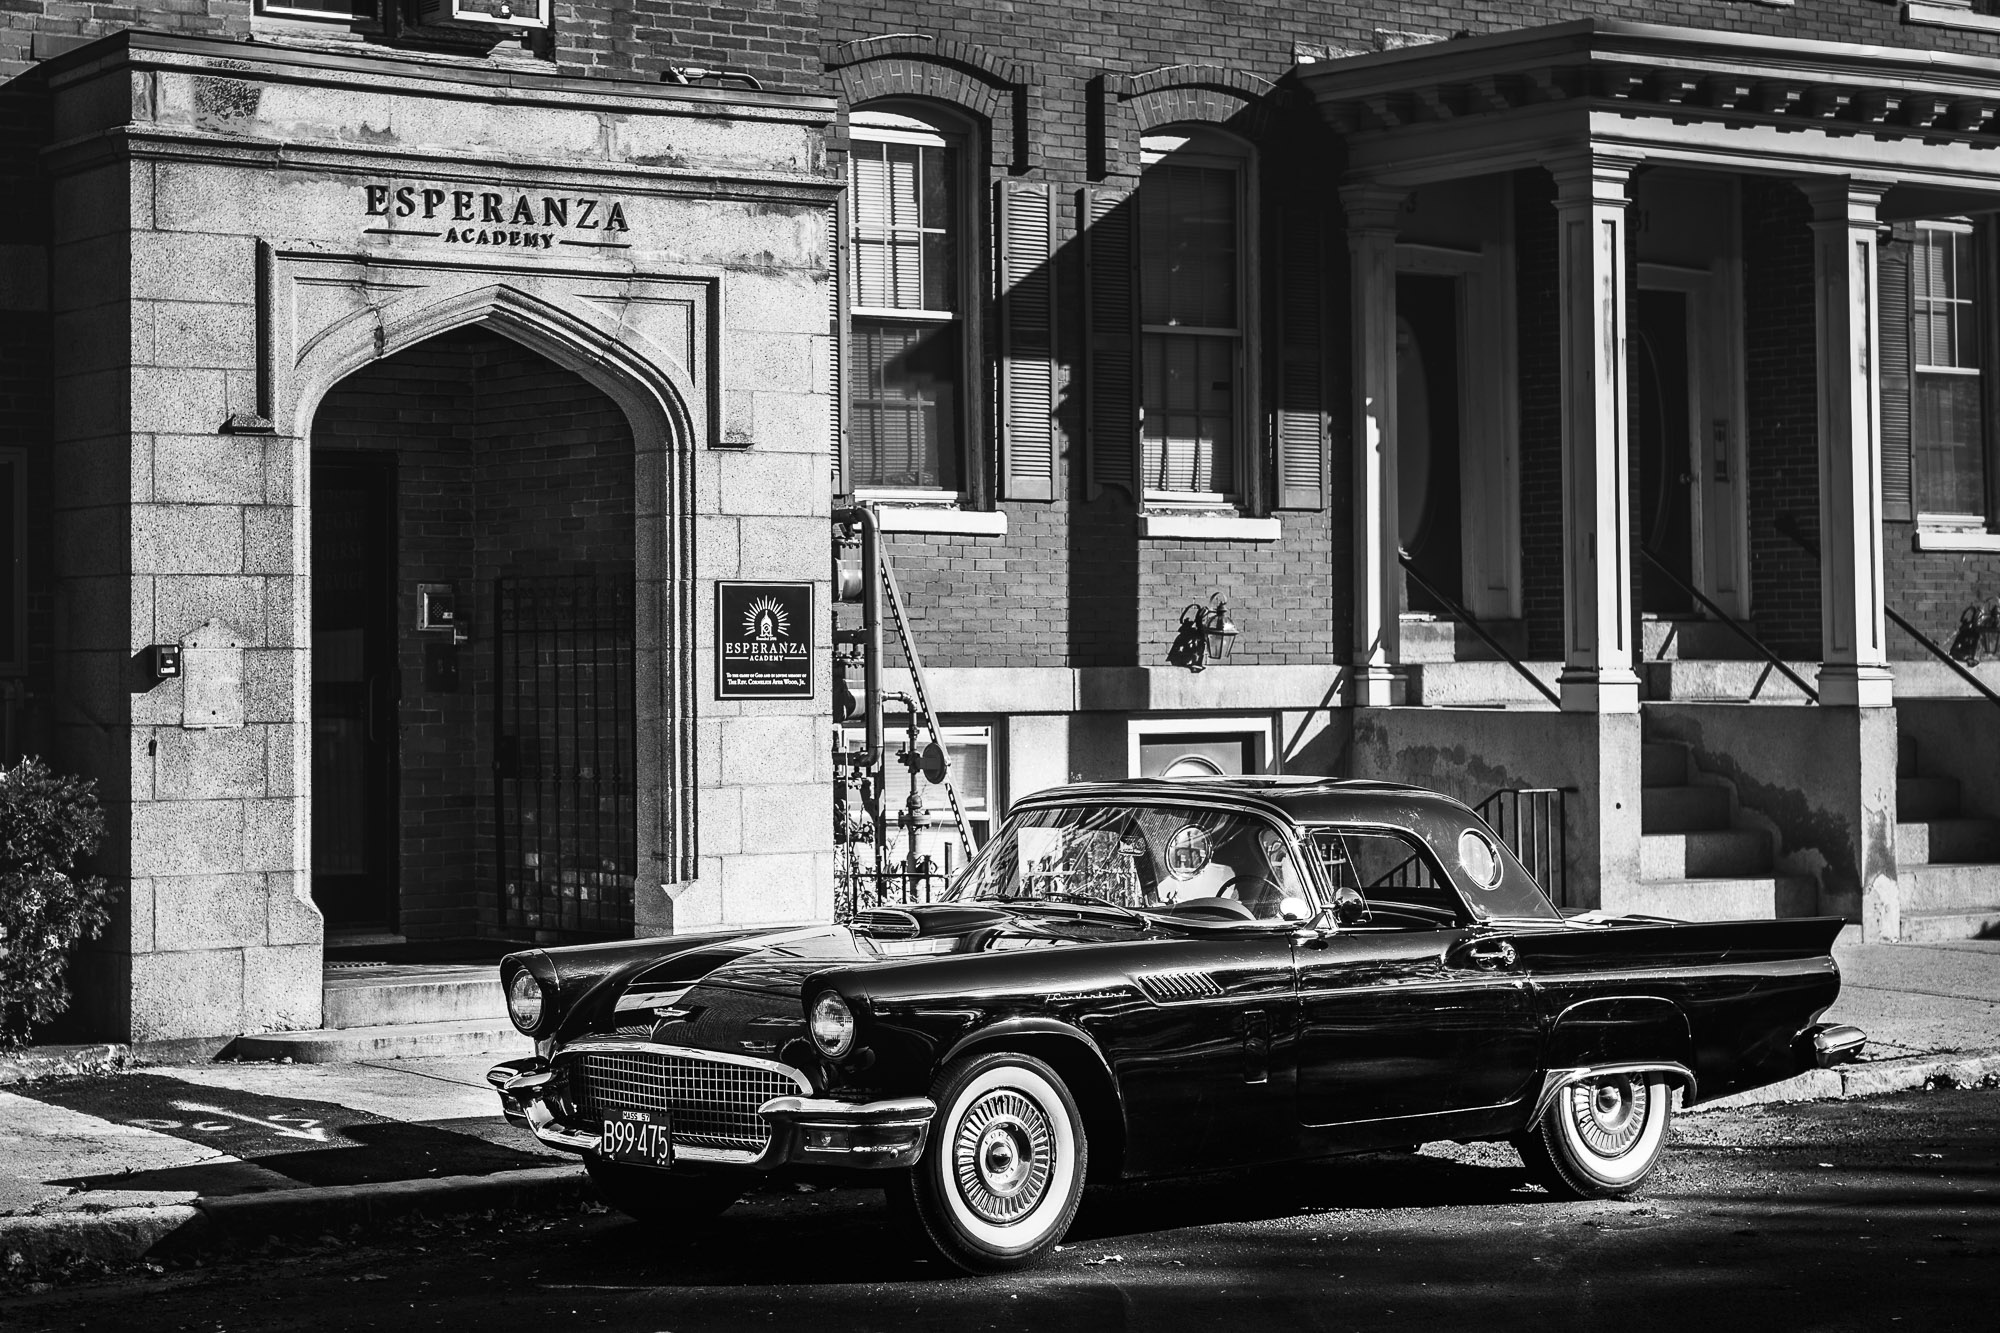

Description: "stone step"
1899 906 2000 944
1638 660 1817 703
1897 776 1962 823
1602 876 1819 921
1640 829 1773 880
1899 863 2000 914
322 964 507 1029
1897 819 2000 866
1402 660 1563 707
1640 784 1734 834
1640 741 1688 788
1397 616 1530 664
233 1019 533 1064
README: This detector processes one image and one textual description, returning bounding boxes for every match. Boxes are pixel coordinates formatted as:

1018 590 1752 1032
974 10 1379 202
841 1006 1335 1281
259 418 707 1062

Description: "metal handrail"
1476 786 1571 909
1396 548 1560 708
1774 514 2000 714
1637 546 1820 703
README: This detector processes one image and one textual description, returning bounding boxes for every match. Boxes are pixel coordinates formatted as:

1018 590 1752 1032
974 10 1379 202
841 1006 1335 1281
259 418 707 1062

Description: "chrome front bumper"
487 1054 936 1171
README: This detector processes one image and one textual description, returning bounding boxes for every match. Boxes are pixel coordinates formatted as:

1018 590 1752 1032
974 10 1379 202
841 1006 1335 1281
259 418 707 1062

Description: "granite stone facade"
7 2 2000 1040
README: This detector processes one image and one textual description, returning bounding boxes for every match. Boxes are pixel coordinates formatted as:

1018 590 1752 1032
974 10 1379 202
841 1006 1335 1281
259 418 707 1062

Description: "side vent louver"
1136 971 1224 1004
853 908 922 939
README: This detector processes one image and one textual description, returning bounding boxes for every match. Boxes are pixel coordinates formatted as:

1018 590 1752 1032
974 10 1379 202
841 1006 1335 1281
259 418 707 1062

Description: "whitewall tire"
1516 1070 1674 1199
903 1052 1087 1273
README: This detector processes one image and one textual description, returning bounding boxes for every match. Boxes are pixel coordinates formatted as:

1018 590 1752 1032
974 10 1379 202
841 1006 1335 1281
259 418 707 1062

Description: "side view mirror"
1332 884 1371 927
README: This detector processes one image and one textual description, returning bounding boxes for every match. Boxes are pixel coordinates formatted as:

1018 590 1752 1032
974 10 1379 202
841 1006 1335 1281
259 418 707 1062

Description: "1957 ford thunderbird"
489 777 1865 1273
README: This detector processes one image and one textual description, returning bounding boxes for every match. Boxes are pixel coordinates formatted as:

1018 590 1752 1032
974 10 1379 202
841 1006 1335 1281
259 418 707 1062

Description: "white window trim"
1139 512 1282 542
1914 527 2000 551
1137 132 1261 512
1126 717 1275 778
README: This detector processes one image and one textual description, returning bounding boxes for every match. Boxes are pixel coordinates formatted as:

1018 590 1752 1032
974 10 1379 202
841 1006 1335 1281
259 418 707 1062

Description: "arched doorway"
309 326 639 945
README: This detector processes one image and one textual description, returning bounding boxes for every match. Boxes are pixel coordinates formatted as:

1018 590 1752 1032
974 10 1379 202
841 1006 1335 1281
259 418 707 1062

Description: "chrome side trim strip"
1528 1062 1697 1128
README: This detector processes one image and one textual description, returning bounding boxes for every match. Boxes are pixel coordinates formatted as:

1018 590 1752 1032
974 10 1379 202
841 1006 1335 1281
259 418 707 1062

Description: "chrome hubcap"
952 1089 1053 1224
1569 1074 1648 1158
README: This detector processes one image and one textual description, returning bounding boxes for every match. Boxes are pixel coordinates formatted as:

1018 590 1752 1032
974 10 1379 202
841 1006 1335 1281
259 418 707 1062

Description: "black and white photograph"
0 1 1996 1329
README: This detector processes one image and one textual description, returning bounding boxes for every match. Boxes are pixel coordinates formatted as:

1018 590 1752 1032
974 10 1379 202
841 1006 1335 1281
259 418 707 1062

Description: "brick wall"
1741 177 1821 660
554 0 821 89
312 328 634 940
1888 537 2000 659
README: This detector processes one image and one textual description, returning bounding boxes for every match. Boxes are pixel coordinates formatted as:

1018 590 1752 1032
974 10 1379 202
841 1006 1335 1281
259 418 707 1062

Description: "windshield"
946 801 1318 923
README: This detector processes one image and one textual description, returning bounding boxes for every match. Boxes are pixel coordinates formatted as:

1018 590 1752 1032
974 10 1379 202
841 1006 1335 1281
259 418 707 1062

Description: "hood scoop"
853 908 921 939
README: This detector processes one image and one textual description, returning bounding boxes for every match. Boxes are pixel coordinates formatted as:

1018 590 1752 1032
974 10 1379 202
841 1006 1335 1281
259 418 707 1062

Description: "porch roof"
1301 19 2000 212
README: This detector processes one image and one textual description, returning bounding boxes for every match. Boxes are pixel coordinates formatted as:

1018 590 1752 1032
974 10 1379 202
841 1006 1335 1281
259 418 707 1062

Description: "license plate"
600 1111 673 1167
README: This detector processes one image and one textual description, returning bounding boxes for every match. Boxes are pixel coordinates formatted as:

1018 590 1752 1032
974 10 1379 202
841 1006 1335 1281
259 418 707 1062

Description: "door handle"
1463 939 1518 971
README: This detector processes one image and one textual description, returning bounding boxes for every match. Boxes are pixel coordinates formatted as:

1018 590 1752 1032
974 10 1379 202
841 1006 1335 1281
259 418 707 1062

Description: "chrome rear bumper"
487 1053 935 1171
1805 1022 1867 1068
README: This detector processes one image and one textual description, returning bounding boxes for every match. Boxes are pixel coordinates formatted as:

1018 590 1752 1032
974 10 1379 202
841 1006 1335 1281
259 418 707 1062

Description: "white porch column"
1343 183 1404 706
1552 153 1642 714
1802 177 1895 709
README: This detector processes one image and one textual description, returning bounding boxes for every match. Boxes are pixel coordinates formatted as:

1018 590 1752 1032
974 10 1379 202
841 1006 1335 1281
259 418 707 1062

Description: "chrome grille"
567 1048 806 1155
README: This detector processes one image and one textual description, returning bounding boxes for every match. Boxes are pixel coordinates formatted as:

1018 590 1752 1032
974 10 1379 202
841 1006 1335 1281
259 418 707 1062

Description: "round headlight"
808 990 856 1058
506 969 546 1034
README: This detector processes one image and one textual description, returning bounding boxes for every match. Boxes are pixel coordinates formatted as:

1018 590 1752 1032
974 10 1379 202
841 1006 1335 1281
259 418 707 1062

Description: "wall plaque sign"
716 581 813 700
362 181 632 251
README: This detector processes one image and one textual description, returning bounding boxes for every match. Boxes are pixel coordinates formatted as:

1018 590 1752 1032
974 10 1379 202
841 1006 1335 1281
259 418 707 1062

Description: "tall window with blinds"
1137 131 1248 499
1911 221 1986 522
847 109 965 494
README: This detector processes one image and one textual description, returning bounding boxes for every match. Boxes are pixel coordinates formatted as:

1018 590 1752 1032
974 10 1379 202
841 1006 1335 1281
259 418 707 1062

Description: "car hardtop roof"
1012 776 1476 827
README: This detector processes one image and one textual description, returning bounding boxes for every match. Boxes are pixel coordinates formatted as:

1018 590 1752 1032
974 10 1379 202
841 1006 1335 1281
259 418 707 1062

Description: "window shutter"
999 180 1056 501
1083 185 1139 500
1880 236 1913 523
1274 202 1327 510
828 199 847 489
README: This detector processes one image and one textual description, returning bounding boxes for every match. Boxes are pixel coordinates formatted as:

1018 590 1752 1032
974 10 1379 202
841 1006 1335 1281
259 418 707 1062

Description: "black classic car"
489 777 1865 1273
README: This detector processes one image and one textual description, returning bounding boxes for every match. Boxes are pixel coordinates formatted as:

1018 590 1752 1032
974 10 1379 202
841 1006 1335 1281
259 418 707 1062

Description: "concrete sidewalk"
0 938 1994 1283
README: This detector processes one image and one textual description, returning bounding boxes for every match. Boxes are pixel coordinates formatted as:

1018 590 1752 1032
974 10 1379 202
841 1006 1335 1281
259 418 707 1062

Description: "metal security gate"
495 575 637 940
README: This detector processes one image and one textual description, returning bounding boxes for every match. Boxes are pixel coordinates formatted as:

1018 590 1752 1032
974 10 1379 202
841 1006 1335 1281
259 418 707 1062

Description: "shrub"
0 757 114 1047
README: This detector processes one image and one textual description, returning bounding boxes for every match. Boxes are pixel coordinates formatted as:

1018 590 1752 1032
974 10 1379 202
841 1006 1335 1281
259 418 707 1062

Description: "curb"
2 1165 587 1282
0 1037 238 1087
1689 1050 2000 1112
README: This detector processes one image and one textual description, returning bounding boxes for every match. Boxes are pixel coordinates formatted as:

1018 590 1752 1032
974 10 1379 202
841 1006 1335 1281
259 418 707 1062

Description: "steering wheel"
1173 896 1256 921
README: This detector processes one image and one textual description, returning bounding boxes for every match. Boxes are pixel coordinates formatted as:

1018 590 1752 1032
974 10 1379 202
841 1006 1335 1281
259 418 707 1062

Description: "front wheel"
900 1052 1087 1274
584 1158 741 1225
1515 1071 1674 1199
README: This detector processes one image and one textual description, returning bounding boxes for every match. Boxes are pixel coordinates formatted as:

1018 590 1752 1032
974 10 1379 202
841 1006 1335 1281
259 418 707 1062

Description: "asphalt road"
4 1087 1994 1333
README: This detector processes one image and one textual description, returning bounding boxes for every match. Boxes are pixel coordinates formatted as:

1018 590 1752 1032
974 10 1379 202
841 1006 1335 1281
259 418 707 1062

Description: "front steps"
235 953 524 1063
1896 736 2000 942
1606 739 1816 921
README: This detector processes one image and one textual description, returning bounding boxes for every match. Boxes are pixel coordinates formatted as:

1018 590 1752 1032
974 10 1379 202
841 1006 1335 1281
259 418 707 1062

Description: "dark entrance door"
495 574 638 942
1636 288 1696 615
310 454 398 931
1395 273 1464 613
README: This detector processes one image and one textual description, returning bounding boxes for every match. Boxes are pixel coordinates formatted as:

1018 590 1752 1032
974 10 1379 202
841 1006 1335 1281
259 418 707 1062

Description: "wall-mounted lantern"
1168 594 1239 673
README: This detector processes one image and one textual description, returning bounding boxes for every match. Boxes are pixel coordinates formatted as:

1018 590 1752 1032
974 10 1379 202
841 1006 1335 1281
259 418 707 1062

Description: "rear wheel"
900 1052 1087 1274
1516 1071 1674 1199
584 1158 741 1225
